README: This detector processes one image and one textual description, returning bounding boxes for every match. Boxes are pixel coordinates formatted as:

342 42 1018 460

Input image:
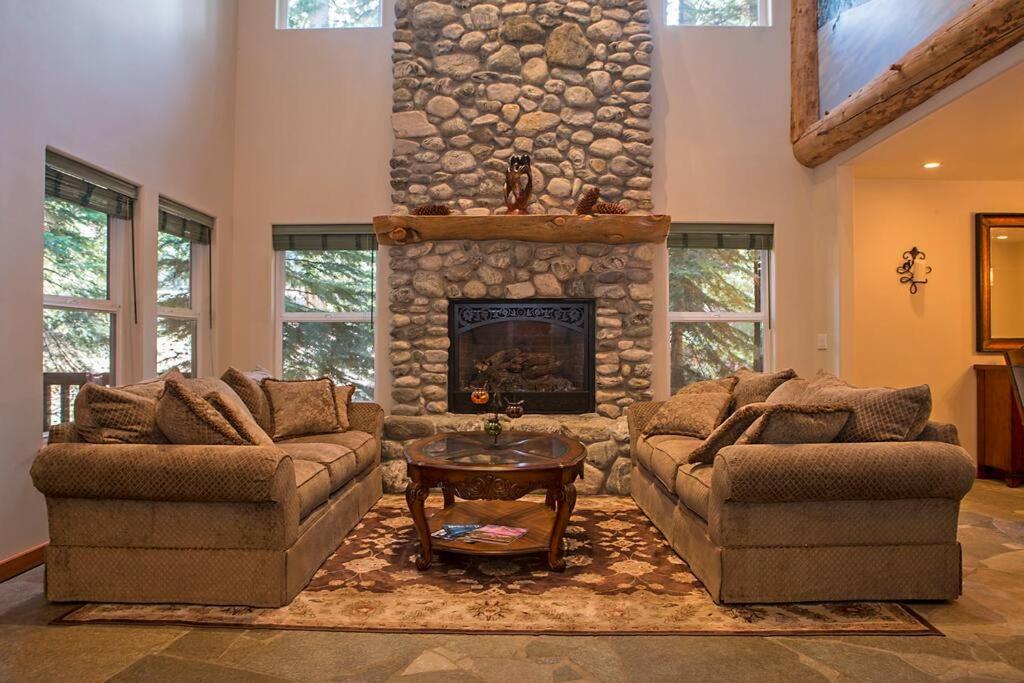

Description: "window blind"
44 150 137 219
668 223 774 250
159 197 213 244
272 224 377 251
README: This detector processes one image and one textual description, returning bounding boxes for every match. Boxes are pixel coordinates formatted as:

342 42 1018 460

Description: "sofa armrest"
348 402 384 439
47 422 81 444
711 441 975 505
31 443 294 504
626 401 664 445
916 421 960 445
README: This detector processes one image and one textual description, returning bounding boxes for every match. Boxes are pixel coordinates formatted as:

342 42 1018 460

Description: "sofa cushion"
687 403 768 464
737 404 851 446
156 380 248 446
675 462 714 521
643 378 737 439
803 372 931 442
639 434 703 490
731 369 797 410
278 430 377 474
221 366 274 434
279 443 359 492
73 383 167 445
262 378 342 440
292 459 330 520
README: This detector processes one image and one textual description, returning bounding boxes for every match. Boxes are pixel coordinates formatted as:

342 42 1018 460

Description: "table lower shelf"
428 499 556 556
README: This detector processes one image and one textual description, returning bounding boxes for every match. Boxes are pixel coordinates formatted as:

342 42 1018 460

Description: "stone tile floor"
0 480 1021 682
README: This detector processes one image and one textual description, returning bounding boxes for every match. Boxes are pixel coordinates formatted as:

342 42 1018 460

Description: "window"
666 0 769 26
274 225 377 400
667 224 773 392
277 0 382 29
156 198 213 377
43 151 136 430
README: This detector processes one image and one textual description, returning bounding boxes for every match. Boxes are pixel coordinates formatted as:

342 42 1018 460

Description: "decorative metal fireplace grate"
448 299 596 414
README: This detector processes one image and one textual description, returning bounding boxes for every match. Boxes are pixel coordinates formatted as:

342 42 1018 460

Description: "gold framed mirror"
977 213 1024 352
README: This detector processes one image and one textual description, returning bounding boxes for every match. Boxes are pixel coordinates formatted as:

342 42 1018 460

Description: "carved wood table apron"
404 431 586 571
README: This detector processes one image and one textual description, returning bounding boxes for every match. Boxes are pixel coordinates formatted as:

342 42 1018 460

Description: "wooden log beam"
790 0 819 143
793 0 1024 168
373 213 671 245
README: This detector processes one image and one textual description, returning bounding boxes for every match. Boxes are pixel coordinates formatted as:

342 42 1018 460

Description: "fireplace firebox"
448 299 596 414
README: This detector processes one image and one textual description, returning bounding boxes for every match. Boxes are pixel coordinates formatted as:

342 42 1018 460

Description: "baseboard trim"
0 542 47 583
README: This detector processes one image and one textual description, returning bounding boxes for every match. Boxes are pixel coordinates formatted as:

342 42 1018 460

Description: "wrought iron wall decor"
897 246 931 294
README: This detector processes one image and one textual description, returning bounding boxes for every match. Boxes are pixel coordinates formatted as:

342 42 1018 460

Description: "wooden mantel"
373 214 671 246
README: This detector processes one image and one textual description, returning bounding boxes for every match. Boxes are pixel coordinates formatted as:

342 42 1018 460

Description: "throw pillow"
802 371 931 442
205 391 274 446
261 377 342 440
335 384 357 431
643 377 737 439
156 379 248 445
765 378 811 405
687 403 770 464
736 404 852 446
731 368 797 410
221 366 274 434
73 383 168 444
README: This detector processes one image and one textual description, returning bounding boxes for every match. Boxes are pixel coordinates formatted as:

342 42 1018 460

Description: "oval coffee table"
404 430 586 571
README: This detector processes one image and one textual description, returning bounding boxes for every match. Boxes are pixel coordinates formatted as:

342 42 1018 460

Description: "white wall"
0 0 238 562
229 0 824 392
846 179 1024 458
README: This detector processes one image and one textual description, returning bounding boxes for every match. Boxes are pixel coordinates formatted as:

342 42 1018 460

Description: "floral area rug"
57 496 936 635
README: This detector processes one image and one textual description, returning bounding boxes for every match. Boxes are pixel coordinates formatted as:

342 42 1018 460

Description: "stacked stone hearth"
381 239 656 495
390 0 654 214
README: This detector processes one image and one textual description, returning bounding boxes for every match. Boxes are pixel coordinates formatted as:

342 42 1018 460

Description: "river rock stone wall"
390 0 654 214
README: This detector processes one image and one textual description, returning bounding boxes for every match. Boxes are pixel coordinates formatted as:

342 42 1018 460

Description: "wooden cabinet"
975 365 1024 487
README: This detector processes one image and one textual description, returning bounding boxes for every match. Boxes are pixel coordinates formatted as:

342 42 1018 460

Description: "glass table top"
410 431 581 468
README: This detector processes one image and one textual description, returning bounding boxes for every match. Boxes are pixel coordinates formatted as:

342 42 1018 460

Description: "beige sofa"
31 402 383 608
627 403 975 604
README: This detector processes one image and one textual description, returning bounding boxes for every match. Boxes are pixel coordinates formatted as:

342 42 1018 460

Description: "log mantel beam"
373 214 671 246
792 0 1024 168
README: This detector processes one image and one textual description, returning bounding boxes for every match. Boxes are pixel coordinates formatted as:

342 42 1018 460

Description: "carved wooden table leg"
547 483 577 571
405 483 432 570
544 489 556 510
442 484 455 508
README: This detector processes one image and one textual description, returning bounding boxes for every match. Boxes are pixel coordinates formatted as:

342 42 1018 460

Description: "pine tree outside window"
42 152 136 431
668 224 773 392
665 0 770 26
156 199 213 378
274 226 377 401
277 0 382 29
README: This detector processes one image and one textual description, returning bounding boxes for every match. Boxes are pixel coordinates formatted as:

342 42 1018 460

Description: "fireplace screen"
448 299 596 414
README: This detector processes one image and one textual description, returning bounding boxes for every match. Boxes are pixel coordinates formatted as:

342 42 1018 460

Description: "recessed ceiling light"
996 235 1009 240
923 162 942 169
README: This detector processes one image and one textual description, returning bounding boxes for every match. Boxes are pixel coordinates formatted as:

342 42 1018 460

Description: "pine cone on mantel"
410 204 452 216
593 201 627 215
574 187 601 215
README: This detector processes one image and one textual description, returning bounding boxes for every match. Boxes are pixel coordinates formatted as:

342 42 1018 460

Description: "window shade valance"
272 224 377 251
159 197 213 244
669 223 774 250
44 150 137 219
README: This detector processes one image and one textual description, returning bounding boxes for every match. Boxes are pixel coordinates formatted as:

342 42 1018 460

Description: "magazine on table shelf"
431 524 528 544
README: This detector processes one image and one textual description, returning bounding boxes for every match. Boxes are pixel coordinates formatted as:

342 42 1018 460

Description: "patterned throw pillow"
204 391 274 446
802 371 931 442
642 377 738 439
335 384 357 432
736 404 852 446
156 379 248 446
261 377 342 440
73 383 168 444
765 378 811 405
687 403 770 464
731 368 797 410
221 366 274 434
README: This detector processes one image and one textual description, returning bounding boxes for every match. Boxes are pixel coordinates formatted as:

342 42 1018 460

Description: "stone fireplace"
381 236 657 495
448 298 596 413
